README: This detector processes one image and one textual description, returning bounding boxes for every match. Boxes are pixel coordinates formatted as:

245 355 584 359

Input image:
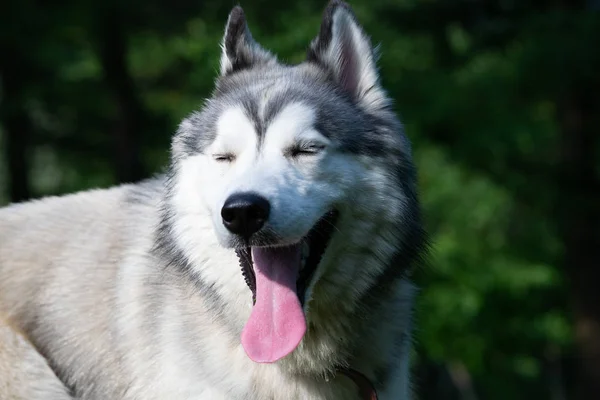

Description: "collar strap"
338 367 378 400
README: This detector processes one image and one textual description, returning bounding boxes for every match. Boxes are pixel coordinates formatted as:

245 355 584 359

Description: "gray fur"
0 2 427 399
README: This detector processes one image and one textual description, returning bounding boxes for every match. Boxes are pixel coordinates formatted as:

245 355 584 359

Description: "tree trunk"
0 47 32 203
94 3 145 184
557 92 600 400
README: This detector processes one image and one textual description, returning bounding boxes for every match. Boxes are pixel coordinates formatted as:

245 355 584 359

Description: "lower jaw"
236 209 339 306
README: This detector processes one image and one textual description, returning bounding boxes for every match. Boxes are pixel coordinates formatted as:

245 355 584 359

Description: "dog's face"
167 1 420 364
204 101 358 246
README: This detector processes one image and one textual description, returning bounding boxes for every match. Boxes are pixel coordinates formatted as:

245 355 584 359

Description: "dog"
0 1 427 398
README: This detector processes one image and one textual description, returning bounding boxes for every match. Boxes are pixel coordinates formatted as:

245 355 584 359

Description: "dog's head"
167 0 423 365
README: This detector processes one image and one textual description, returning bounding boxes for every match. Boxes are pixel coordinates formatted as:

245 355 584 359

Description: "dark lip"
236 209 339 307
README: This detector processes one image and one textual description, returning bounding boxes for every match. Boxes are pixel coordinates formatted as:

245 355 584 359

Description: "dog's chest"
128 341 366 400
139 355 364 400
188 374 363 400
247 370 364 400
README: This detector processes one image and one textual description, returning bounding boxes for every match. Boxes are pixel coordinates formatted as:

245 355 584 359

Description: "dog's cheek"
268 182 328 238
311 155 365 206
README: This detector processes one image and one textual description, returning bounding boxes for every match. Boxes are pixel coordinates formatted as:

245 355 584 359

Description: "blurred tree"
92 1 146 183
1 46 33 202
371 2 600 397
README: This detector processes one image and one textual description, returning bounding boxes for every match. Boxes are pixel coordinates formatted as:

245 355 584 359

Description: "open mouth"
235 210 338 363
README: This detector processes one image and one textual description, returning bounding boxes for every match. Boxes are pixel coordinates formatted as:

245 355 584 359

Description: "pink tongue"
241 245 306 363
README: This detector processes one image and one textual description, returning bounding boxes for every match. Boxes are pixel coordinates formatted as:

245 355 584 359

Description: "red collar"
338 368 378 400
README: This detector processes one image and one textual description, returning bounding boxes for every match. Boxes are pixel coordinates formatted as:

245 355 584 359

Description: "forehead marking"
263 103 322 149
214 106 257 153
259 81 278 119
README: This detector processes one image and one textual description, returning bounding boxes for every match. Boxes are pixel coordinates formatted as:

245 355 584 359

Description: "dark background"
1 1 599 399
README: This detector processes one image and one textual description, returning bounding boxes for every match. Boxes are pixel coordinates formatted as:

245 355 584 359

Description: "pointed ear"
220 6 276 76
307 1 388 110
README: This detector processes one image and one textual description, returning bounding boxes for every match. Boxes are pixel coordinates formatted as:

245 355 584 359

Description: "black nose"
221 193 270 237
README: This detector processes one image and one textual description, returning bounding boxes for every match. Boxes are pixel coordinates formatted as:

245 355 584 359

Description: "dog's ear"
307 1 387 111
220 6 276 76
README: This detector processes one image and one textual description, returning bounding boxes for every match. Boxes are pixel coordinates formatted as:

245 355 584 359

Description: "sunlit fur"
0 1 426 399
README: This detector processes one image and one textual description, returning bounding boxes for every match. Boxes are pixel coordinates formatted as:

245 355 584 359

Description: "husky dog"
0 1 426 399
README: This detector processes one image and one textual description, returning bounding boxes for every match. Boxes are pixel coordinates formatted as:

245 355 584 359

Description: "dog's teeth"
300 242 310 270
302 242 310 259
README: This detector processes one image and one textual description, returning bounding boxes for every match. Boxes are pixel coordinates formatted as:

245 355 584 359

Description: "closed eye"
288 143 326 158
213 153 235 162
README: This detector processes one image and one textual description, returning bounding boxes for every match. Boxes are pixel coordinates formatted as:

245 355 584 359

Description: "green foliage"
415 146 569 398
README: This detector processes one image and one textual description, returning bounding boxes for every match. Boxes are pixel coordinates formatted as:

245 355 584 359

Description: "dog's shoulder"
0 182 162 294
0 180 163 242
0 185 128 228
